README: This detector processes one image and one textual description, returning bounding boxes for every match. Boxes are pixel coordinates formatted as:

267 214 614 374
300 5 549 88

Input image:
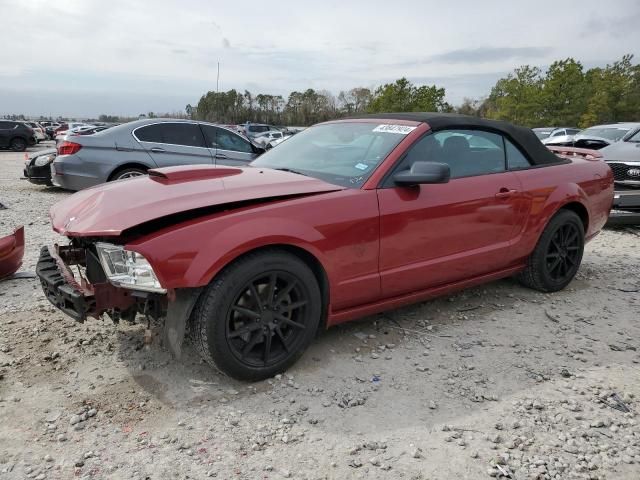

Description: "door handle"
495 188 518 199
150 147 165 153
214 153 227 159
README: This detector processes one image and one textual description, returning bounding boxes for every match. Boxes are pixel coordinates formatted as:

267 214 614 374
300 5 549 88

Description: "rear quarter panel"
61 132 157 185
127 189 381 313
512 158 613 261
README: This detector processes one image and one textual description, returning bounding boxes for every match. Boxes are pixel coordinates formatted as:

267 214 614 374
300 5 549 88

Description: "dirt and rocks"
1 143 639 479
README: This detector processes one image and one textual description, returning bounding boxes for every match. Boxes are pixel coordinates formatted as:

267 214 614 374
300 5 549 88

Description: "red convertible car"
37 113 614 380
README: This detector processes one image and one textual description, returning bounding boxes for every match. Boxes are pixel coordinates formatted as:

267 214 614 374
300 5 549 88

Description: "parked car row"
534 123 640 150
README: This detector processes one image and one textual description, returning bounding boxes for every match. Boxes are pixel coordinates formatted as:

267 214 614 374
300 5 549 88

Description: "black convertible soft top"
347 112 563 166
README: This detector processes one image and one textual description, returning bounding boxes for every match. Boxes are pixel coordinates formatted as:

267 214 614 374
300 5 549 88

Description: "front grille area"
608 162 640 182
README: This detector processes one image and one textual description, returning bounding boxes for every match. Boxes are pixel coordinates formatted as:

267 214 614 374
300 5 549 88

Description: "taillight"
57 141 82 155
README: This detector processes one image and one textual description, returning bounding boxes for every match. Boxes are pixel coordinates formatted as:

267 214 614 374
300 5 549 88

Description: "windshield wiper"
272 167 309 177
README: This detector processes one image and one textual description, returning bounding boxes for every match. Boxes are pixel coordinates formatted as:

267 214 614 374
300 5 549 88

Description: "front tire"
191 250 322 381
517 209 585 292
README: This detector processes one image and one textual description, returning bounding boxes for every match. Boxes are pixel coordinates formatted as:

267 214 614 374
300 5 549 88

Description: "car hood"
542 135 575 145
51 165 345 237
601 141 640 162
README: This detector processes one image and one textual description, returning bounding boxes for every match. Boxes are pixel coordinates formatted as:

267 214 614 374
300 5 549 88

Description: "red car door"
377 129 527 298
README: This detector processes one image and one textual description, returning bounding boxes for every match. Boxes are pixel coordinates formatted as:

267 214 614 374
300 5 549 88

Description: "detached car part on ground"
50 119 266 191
0 226 25 280
37 113 614 381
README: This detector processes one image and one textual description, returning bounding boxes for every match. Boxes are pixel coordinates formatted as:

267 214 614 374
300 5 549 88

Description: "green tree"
485 66 544 127
368 78 449 113
541 58 585 126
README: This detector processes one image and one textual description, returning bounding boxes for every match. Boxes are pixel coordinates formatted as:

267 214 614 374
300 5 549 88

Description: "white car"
22 122 47 142
542 128 581 147
55 124 93 143
254 130 286 146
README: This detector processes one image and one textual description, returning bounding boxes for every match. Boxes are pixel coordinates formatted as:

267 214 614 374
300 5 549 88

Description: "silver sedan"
51 119 265 191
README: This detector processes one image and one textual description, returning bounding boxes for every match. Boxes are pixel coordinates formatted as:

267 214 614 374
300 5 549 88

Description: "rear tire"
110 167 146 181
517 209 585 292
10 138 27 152
191 250 322 381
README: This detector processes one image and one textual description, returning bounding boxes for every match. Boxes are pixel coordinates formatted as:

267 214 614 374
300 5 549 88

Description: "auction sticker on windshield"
372 124 417 134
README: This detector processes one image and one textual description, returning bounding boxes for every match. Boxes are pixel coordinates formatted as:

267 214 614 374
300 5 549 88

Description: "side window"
432 129 505 178
0 121 14 129
161 123 205 147
135 123 205 147
505 139 531 169
203 126 253 153
135 124 164 143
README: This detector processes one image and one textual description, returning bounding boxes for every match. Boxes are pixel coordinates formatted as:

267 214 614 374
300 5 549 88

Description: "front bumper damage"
36 245 137 322
36 243 202 357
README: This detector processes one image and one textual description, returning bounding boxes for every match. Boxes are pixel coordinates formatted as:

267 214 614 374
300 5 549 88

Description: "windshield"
251 122 412 187
579 127 631 142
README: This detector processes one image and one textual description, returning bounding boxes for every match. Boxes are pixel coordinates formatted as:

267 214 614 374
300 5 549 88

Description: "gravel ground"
1 143 640 480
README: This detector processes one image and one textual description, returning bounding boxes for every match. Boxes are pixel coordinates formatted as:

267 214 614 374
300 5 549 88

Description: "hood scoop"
148 165 243 183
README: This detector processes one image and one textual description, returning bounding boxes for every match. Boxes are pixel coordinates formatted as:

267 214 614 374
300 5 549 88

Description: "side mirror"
393 161 450 186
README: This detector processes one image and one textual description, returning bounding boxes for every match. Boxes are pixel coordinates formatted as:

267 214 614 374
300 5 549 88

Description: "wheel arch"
559 201 589 233
206 243 331 330
108 162 150 181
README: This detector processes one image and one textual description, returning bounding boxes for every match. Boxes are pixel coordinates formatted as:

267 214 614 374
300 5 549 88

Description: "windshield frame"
625 128 640 143
250 119 422 189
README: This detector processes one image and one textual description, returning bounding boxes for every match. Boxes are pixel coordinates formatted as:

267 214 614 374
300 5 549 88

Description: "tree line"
192 77 450 126
191 54 640 128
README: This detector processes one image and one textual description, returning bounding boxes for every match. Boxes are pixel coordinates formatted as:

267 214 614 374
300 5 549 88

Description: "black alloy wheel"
516 209 585 292
191 250 322 381
226 271 310 368
544 223 581 282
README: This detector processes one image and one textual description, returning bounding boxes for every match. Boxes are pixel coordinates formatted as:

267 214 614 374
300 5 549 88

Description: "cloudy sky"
2 0 639 117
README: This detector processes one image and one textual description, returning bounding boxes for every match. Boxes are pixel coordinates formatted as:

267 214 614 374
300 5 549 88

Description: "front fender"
129 214 332 290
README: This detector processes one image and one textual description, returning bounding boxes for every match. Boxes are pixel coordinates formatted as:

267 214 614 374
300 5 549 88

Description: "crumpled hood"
51 165 344 237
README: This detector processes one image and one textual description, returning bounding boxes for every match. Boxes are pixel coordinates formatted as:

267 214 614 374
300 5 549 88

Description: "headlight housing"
95 243 166 293
34 154 55 167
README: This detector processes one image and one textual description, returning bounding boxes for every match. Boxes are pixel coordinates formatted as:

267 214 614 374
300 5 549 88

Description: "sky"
1 0 639 118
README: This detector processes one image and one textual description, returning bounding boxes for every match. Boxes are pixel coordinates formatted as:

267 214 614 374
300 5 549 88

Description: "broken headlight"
95 243 166 293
